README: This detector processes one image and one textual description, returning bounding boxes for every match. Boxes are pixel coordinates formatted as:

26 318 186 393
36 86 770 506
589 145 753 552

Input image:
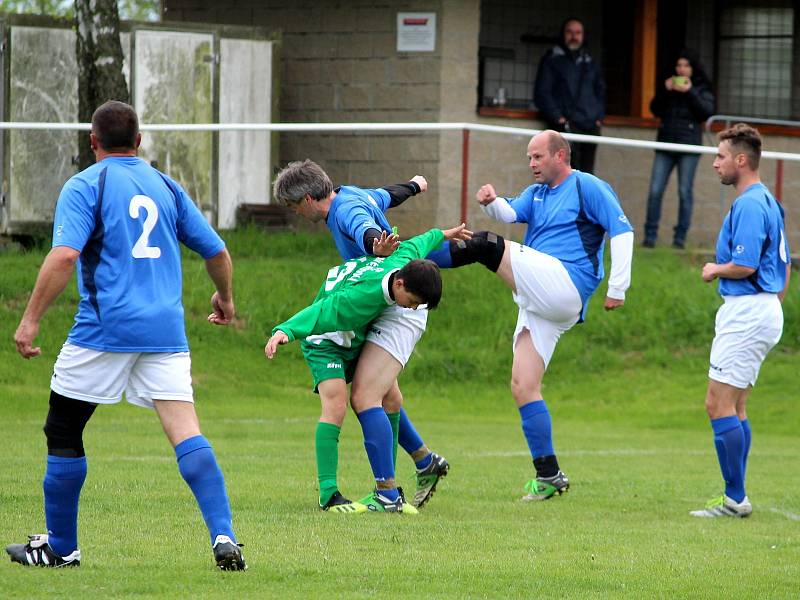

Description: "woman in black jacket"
643 50 715 248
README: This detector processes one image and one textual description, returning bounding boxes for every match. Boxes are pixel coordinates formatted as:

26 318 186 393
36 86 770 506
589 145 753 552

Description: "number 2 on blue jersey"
129 195 162 259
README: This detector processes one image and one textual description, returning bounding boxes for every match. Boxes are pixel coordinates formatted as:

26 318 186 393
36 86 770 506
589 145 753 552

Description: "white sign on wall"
396 12 436 52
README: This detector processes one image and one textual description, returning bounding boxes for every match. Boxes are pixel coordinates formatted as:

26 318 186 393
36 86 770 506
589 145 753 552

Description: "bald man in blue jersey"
273 160 450 510
466 130 634 501
690 124 791 518
7 101 245 570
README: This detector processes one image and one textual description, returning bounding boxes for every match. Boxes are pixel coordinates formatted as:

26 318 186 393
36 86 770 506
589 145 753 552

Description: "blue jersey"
715 183 790 296
505 171 633 312
53 156 225 352
326 186 393 260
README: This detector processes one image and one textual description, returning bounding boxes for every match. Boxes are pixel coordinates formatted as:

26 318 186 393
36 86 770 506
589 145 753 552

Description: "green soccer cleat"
361 488 418 514
320 491 368 514
690 494 752 518
521 470 570 501
412 452 449 508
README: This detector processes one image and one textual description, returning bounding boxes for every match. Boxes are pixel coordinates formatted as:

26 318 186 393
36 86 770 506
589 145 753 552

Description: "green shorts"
300 339 362 393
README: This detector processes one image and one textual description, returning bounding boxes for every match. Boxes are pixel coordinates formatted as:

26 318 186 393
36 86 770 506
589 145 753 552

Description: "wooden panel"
631 0 658 118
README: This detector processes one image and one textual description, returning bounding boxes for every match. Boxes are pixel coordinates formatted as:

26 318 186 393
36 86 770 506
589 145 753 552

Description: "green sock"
386 411 401 469
316 422 341 506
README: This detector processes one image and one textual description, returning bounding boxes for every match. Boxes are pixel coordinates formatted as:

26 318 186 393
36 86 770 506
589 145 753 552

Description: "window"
477 1 630 117
717 1 794 119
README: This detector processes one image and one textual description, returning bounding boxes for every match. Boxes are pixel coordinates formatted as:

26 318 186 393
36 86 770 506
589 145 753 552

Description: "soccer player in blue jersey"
7 101 245 570
273 160 450 509
459 130 634 500
690 124 791 518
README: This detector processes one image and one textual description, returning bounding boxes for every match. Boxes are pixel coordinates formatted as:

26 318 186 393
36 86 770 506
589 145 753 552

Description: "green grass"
1 231 798 598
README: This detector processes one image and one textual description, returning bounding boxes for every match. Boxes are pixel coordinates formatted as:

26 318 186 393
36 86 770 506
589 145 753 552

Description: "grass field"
1 230 798 598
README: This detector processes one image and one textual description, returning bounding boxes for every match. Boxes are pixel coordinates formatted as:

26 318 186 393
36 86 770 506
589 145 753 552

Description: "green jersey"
273 228 445 347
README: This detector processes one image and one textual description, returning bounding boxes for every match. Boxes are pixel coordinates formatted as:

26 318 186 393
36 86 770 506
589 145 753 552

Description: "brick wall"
164 0 455 234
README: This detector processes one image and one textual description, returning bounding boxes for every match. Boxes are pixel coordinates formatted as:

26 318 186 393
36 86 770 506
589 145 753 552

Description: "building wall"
164 0 800 250
164 0 449 234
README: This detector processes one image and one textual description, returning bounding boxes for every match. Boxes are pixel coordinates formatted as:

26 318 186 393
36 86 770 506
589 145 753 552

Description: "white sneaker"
690 494 752 518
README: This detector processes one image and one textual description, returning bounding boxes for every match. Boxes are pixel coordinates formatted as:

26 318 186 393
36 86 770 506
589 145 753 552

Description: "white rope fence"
2 121 800 162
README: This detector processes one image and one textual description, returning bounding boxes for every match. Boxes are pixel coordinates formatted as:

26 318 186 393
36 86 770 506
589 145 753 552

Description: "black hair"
676 48 712 88
91 100 138 151
396 259 442 309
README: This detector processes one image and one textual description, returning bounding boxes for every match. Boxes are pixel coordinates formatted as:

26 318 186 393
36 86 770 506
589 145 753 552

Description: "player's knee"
349 388 381 414
381 387 403 412
449 230 505 272
510 375 539 404
43 391 97 458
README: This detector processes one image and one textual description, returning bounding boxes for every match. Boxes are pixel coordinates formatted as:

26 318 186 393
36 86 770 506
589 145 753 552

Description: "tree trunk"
75 0 129 170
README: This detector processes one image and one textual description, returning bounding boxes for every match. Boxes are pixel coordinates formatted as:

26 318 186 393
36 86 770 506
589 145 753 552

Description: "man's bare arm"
15 246 80 358
205 248 235 325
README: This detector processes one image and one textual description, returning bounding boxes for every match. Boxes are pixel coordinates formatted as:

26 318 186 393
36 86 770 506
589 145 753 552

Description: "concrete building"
163 0 800 248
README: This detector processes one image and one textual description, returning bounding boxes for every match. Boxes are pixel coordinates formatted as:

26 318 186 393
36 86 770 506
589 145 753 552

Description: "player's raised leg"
155 399 247 570
6 391 95 568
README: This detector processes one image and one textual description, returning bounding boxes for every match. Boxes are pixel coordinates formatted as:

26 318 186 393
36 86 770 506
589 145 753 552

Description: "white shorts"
365 304 428 367
709 294 783 389
509 242 582 368
50 342 194 409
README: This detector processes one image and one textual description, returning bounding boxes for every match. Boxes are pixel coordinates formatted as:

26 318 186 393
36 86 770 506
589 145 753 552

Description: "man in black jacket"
534 17 605 174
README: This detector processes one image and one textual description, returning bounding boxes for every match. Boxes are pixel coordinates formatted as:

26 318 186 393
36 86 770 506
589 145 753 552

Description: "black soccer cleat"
212 535 247 571
6 534 81 567
413 452 450 508
320 491 368 514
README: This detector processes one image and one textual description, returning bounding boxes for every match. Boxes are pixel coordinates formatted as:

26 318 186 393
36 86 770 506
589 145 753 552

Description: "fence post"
461 128 470 225
775 159 784 203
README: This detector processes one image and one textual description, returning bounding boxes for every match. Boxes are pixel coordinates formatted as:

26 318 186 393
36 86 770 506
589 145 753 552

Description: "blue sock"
398 408 425 456
357 407 395 487
740 418 752 476
426 241 453 268
711 416 746 503
415 454 433 470
519 400 554 459
44 455 87 557
175 435 235 545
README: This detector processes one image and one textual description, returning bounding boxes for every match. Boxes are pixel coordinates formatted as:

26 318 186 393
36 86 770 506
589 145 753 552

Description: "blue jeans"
643 151 700 245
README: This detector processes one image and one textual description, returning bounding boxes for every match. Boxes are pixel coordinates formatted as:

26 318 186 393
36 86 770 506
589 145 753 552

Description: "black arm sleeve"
363 228 383 254
382 181 421 208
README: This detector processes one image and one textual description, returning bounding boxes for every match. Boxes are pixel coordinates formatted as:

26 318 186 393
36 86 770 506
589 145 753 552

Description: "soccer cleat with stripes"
319 491 367 514
6 534 80 567
521 470 570 501
412 452 449 508
362 487 418 514
212 535 247 571
690 495 752 518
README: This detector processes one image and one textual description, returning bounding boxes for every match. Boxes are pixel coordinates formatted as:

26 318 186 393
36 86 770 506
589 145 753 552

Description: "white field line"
768 507 800 522
463 448 709 458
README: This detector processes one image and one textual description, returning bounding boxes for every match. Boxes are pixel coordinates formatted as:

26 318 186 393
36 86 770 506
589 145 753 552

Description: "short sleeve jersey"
326 186 393 260
273 229 444 346
53 156 225 352
504 171 633 310
715 182 790 296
